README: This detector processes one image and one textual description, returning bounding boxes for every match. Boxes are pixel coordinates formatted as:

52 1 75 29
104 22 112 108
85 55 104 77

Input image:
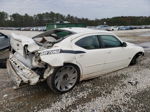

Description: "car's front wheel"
130 53 143 65
47 65 80 93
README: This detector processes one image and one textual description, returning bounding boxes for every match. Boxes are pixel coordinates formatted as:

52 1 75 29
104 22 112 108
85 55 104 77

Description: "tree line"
0 11 150 27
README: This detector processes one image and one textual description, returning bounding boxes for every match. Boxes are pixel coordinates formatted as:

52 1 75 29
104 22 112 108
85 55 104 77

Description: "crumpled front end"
7 54 40 86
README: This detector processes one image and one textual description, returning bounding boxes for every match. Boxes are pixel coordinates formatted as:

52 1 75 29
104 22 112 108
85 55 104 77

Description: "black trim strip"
60 49 86 54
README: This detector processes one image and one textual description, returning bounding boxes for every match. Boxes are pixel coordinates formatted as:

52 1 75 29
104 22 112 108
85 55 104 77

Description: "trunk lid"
11 33 40 56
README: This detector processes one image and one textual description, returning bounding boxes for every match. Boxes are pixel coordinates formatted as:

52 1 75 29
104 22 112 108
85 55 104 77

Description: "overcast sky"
0 0 150 19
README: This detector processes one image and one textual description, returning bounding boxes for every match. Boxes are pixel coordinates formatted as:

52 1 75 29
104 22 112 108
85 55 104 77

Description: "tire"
130 56 137 65
130 53 143 65
47 64 80 93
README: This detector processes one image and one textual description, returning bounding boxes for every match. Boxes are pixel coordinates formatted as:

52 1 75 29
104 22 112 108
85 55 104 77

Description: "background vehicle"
7 28 144 93
96 25 118 31
118 26 132 30
96 25 110 31
0 32 10 68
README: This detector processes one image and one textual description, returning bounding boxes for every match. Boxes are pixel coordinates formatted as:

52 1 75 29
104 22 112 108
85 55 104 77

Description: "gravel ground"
0 29 150 112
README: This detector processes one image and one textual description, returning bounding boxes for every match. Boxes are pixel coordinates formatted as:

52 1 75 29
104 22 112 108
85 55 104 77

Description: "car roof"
59 27 112 34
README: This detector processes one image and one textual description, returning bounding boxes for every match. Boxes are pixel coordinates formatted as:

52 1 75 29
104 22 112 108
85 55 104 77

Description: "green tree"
0 11 8 26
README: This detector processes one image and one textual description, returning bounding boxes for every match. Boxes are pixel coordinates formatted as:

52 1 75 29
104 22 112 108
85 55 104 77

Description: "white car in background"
96 25 110 30
96 25 118 31
7 28 144 93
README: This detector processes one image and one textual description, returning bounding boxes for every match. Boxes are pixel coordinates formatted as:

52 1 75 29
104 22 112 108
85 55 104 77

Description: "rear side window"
100 35 122 48
75 35 100 50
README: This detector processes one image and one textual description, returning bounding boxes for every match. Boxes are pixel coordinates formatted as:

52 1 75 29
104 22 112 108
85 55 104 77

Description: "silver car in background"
0 32 10 67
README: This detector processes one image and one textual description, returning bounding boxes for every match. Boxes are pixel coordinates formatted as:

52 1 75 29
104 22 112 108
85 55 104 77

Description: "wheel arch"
130 51 144 65
134 51 144 57
46 62 81 93
63 63 81 81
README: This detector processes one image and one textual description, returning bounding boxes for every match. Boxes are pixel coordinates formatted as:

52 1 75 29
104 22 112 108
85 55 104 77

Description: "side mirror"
121 42 127 47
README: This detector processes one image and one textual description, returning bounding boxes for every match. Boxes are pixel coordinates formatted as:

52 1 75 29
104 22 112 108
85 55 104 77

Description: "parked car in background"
118 26 132 30
0 32 10 67
111 26 119 31
96 25 118 31
96 25 110 31
7 28 144 93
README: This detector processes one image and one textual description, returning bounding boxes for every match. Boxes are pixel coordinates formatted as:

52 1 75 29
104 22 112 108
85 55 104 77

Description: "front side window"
75 35 99 49
100 35 122 48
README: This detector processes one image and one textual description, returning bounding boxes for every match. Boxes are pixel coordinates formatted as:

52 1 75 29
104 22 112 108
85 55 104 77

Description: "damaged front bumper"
7 54 40 86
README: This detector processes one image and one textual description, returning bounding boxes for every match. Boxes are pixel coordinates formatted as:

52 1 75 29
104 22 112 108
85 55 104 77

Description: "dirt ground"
0 29 150 112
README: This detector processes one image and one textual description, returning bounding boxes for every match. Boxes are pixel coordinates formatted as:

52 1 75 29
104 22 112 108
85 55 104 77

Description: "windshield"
33 29 74 47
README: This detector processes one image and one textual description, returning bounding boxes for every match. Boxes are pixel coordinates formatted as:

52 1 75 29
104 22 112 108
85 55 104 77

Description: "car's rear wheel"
47 65 79 93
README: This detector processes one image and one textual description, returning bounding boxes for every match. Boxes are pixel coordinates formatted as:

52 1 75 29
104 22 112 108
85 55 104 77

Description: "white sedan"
7 28 144 93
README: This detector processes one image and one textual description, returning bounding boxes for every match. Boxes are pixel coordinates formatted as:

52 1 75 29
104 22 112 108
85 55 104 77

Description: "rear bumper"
7 54 40 86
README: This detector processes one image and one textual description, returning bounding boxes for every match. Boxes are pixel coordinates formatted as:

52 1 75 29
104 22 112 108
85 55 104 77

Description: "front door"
99 35 131 72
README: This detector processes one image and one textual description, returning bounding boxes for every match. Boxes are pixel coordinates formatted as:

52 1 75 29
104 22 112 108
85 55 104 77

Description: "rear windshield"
33 29 74 40
32 29 74 47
